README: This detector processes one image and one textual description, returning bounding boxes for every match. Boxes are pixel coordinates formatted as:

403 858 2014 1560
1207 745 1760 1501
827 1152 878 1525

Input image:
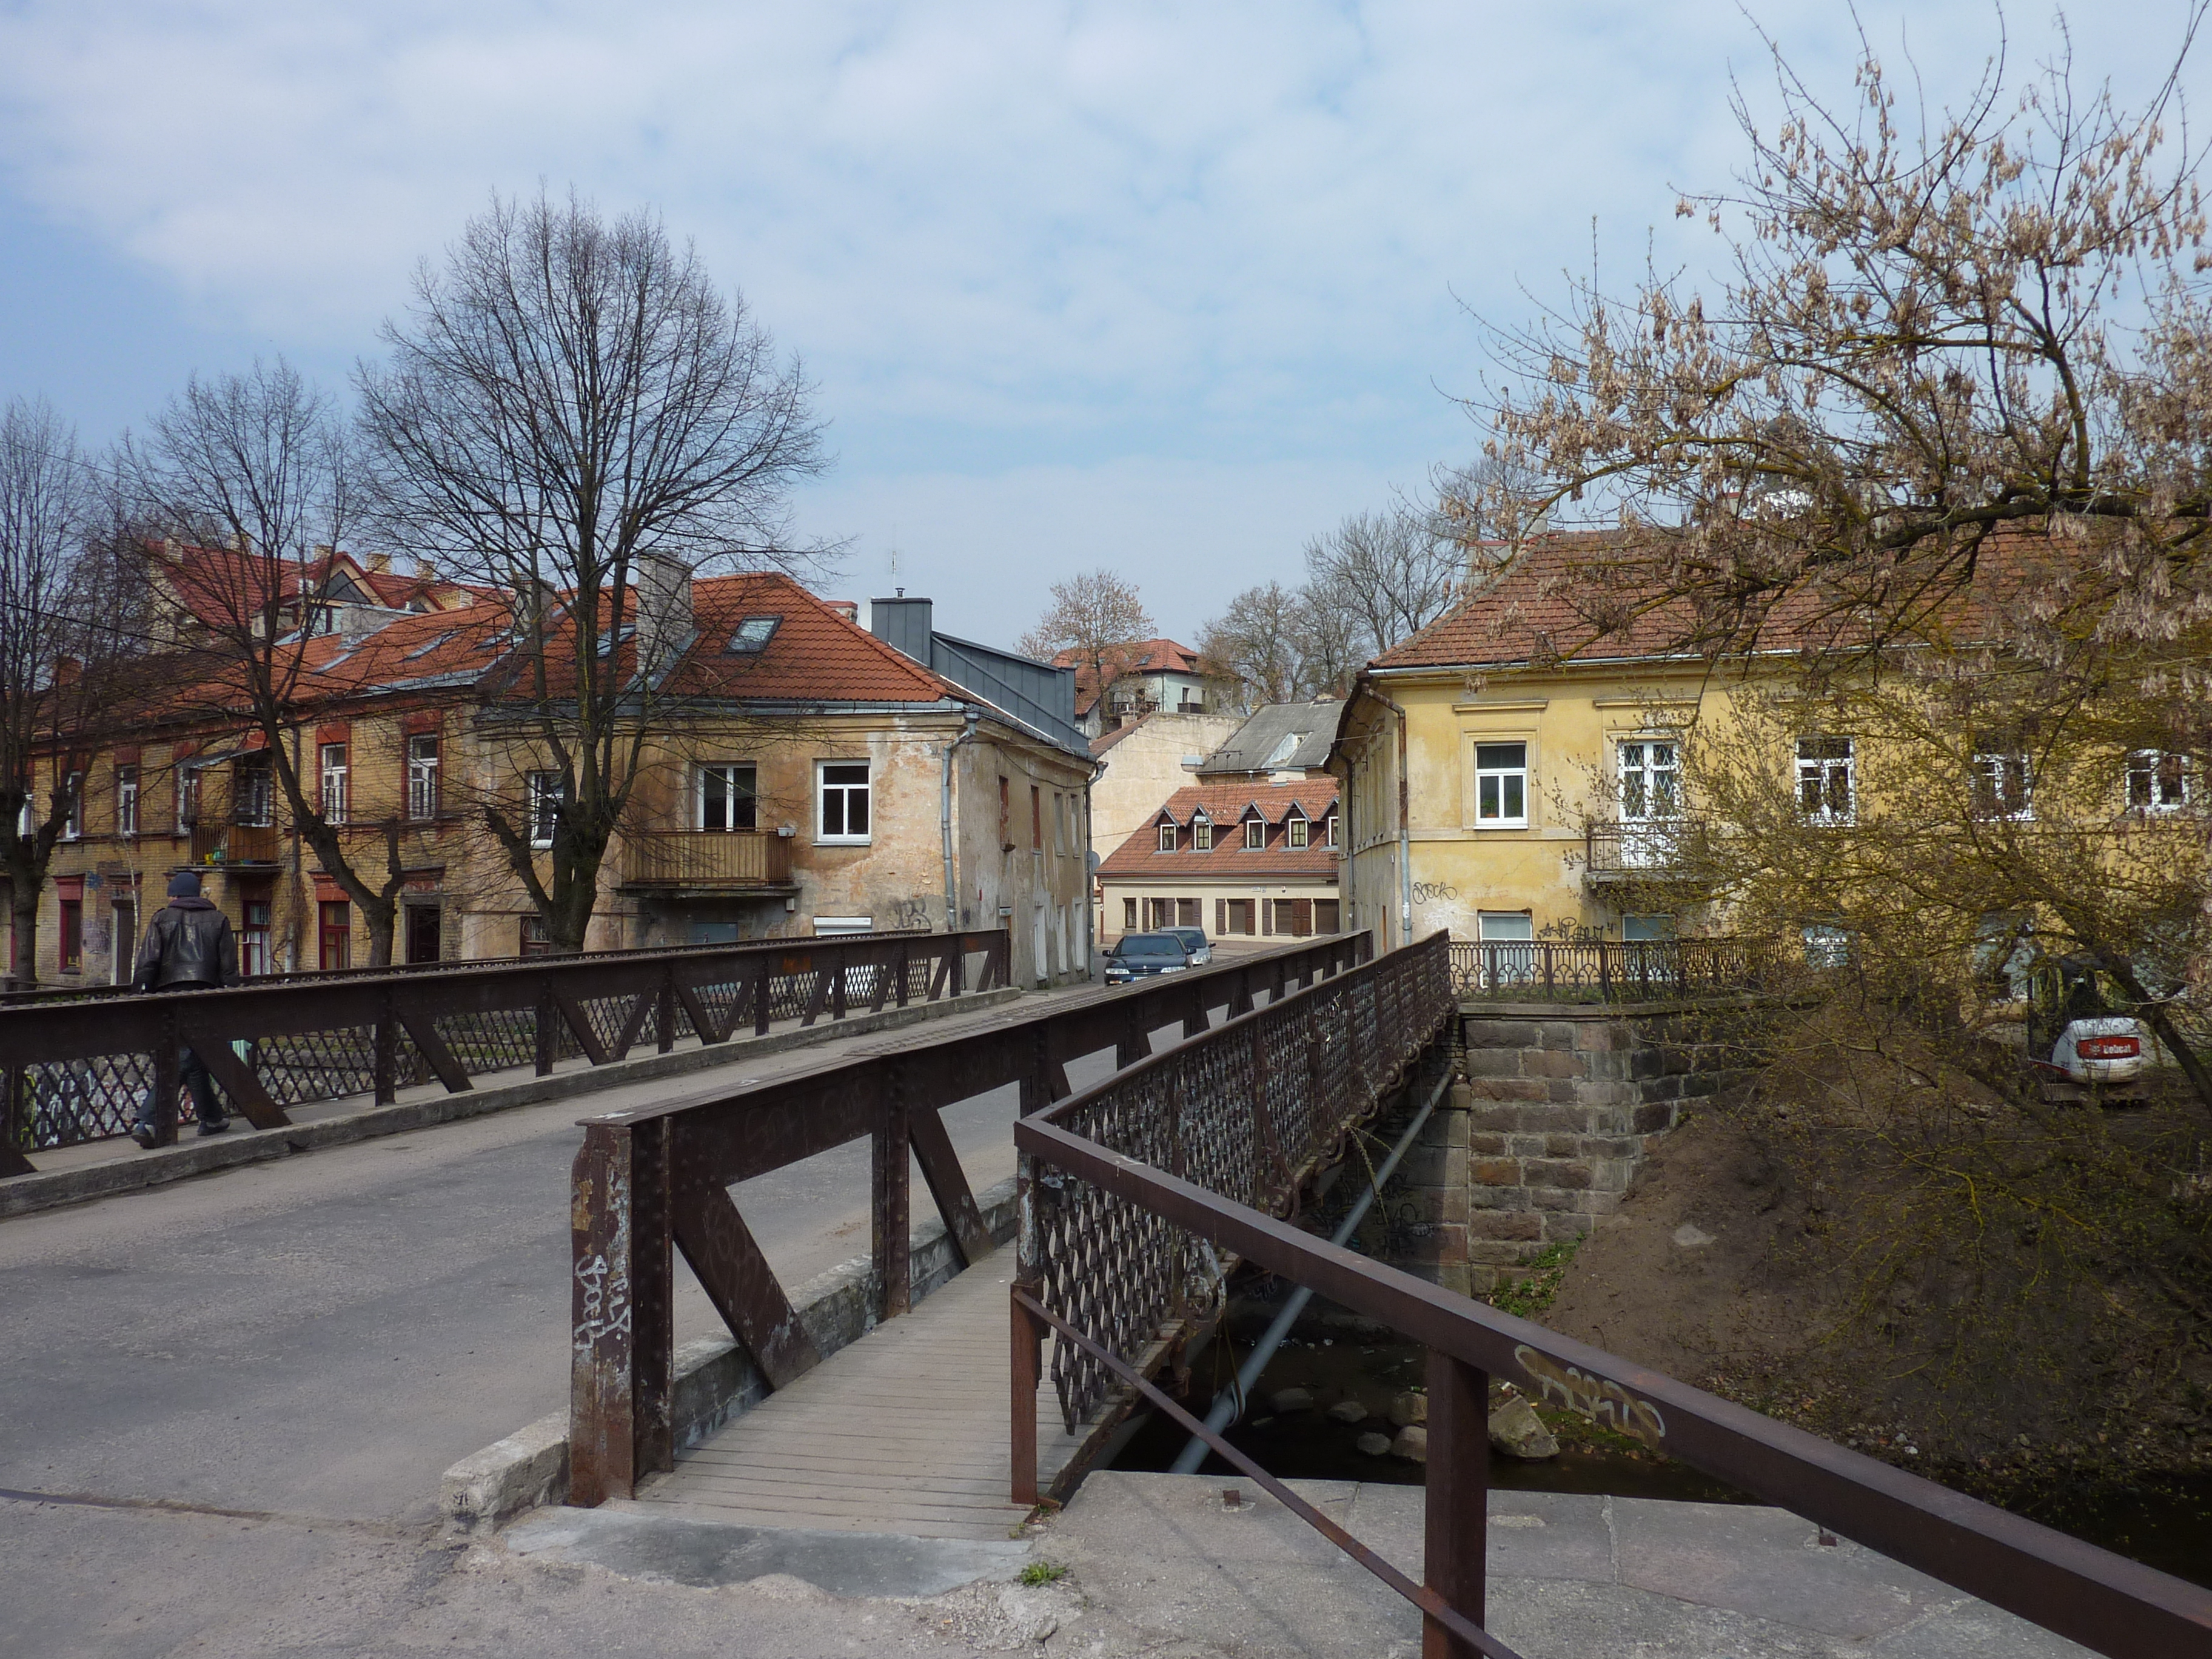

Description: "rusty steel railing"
0 928 1010 1171
1017 937 2212 1659
1450 934 1795 1003
565 931 1372 1507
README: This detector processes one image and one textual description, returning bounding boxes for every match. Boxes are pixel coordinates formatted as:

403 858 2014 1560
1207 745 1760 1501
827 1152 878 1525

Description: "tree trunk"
5 875 36 990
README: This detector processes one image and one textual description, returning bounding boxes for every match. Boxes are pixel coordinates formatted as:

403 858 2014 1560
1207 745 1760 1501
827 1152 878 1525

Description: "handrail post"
1597 941 1612 1002
569 1120 674 1505
373 984 398 1106
152 1007 182 1146
873 1074 911 1320
831 943 849 1021
1010 1284 1043 1508
534 979 557 1076
1423 1352 1487 1658
656 960 676 1054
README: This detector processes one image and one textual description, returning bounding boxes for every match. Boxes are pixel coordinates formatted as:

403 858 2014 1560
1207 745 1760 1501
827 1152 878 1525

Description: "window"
241 898 272 977
817 762 871 842
318 900 351 971
1324 812 1339 848
1803 924 1853 968
1618 740 1679 822
320 743 349 823
58 899 82 971
726 614 780 654
112 898 139 986
1314 899 1340 933
1157 820 1178 853
1797 737 1854 825
812 916 875 936
1476 910 1534 986
1622 914 1677 941
1031 785 1042 849
1474 743 1527 828
1177 898 1200 927
2127 749 2188 812
698 763 757 831
519 916 551 957
178 766 200 827
60 771 82 840
235 757 273 828
1054 793 1067 855
1122 897 1138 930
1287 815 1310 850
407 734 441 822
527 771 563 848
998 776 1011 845
115 765 138 838
1971 742 2032 820
1244 817 1265 850
1192 815 1213 851
1225 897 1255 935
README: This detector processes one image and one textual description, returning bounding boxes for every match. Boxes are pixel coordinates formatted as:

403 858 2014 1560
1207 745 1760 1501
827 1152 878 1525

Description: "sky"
0 2 2202 649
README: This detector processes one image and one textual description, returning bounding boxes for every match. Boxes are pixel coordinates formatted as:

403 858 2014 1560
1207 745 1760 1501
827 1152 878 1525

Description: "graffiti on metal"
1513 1343 1667 1447
574 1170 633 1356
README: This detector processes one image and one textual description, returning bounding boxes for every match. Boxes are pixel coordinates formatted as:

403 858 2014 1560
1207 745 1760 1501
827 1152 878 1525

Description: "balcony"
187 820 281 866
620 830 794 892
1583 819 1705 884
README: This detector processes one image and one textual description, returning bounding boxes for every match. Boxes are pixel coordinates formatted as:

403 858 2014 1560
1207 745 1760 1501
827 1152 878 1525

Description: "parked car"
1161 926 1212 967
2026 955 2153 1100
1105 933 1194 985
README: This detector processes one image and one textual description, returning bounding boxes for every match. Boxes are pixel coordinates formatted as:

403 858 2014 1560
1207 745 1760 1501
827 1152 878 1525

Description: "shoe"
130 1125 158 1150
196 1119 230 1138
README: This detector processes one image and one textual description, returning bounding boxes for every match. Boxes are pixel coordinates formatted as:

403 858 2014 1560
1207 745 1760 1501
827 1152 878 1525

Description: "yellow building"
1330 541 1745 954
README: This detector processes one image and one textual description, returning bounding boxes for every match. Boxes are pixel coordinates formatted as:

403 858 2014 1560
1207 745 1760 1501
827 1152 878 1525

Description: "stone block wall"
1369 1000 1768 1295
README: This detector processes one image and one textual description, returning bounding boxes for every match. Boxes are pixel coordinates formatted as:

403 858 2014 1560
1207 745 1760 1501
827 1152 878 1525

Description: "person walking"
129 871 240 1147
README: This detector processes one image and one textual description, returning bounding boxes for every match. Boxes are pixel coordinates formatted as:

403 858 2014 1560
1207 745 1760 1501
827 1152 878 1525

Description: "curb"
0 987 1022 1222
439 1175 1024 1535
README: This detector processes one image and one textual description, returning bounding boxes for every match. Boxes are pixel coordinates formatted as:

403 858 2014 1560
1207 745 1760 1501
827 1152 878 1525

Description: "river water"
1108 1327 2212 1590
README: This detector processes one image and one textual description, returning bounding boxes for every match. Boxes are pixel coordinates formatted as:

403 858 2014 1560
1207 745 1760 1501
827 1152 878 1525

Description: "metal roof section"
1196 700 1339 776
867 597 1088 756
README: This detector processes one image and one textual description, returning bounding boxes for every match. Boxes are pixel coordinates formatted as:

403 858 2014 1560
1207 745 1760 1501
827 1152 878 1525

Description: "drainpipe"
1170 1061 1456 1473
940 708 980 931
1366 689 1414 951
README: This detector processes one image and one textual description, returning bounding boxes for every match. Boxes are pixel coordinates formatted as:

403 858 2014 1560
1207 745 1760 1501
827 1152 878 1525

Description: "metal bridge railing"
1016 933 2212 1659
1450 934 1796 1003
562 931 1373 1507
0 928 1010 1170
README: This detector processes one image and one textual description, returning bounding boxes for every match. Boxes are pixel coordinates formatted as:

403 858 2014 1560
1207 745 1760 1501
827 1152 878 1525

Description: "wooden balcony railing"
621 830 793 889
187 820 281 866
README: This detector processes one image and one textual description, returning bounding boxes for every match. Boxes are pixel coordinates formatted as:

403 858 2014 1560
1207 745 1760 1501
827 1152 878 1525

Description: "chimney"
417 557 438 582
368 552 392 574
868 595 934 664
634 551 694 675
825 600 859 623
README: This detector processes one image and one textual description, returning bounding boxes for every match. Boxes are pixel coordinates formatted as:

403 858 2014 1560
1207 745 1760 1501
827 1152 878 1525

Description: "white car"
2045 1014 2149 1087
2027 957 2153 1099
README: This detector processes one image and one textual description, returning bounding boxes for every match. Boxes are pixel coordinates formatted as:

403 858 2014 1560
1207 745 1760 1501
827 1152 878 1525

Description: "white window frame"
1242 816 1265 850
1156 820 1178 853
1617 737 1680 823
115 764 138 839
1971 746 2033 822
320 742 349 824
816 760 871 845
2127 749 2188 813
407 734 441 822
1191 814 1213 852
235 758 273 828
1286 813 1310 850
1797 736 1855 826
527 770 563 849
1324 811 1340 848
697 762 758 832
60 771 82 840
1473 742 1529 829
811 916 874 936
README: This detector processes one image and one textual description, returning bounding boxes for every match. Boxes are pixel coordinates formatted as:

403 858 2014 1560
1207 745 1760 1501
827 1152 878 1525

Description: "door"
110 900 138 986
406 903 442 964
1617 739 1681 867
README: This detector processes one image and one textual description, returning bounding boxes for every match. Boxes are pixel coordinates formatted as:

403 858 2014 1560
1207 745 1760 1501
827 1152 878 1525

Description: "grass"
1017 1561 1068 1586
1486 1235 1585 1320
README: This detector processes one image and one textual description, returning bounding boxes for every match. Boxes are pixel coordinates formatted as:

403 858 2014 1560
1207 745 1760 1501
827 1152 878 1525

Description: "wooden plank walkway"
634 1250 1085 1541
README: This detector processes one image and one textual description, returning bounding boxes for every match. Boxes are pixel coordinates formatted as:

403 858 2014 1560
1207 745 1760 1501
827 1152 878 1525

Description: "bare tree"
0 400 139 985
358 189 829 953
1196 581 1309 709
127 360 424 966
1017 569 1155 720
1303 508 1464 659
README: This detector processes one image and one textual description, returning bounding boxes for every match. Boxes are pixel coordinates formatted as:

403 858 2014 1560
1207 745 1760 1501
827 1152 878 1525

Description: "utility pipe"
1364 688 1415 951
940 708 980 931
1169 1062 1457 1475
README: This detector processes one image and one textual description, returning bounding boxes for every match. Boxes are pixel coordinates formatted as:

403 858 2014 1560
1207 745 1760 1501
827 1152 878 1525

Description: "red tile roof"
1096 780 1340 881
1054 638 1202 716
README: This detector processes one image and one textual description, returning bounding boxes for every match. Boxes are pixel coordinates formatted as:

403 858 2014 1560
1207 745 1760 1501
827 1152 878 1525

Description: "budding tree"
1017 569 1155 719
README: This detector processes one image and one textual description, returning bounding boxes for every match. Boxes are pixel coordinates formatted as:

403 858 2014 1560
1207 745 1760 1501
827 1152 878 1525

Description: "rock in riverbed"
1326 1399 1368 1424
1355 1431 1393 1457
1488 1396 1560 1460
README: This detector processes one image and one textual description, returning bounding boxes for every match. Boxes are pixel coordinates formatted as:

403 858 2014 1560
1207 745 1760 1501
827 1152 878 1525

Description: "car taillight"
2078 1036 2140 1059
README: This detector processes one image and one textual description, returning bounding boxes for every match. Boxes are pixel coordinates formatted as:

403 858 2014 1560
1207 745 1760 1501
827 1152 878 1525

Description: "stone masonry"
1362 1001 1766 1296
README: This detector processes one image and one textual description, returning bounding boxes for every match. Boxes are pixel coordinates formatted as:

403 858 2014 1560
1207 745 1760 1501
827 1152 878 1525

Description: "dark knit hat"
167 870 203 899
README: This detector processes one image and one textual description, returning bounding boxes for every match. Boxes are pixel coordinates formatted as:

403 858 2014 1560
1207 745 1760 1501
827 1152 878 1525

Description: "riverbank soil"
1541 996 2212 1584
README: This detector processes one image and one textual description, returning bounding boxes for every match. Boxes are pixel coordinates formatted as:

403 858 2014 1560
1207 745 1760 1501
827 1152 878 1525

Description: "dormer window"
1191 814 1213 851
1157 820 1177 853
1243 817 1265 850
728 615 781 654
1287 814 1310 850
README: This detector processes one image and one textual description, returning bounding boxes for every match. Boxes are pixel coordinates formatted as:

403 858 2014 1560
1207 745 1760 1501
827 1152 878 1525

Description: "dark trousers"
133 980 226 1131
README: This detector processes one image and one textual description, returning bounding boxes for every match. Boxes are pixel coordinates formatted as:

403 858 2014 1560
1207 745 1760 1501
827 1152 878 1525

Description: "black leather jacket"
133 897 240 991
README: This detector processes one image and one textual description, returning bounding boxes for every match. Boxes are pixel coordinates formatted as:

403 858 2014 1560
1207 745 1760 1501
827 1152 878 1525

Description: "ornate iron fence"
1022 933 1453 1435
1449 934 1795 1002
0 929 1008 1167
